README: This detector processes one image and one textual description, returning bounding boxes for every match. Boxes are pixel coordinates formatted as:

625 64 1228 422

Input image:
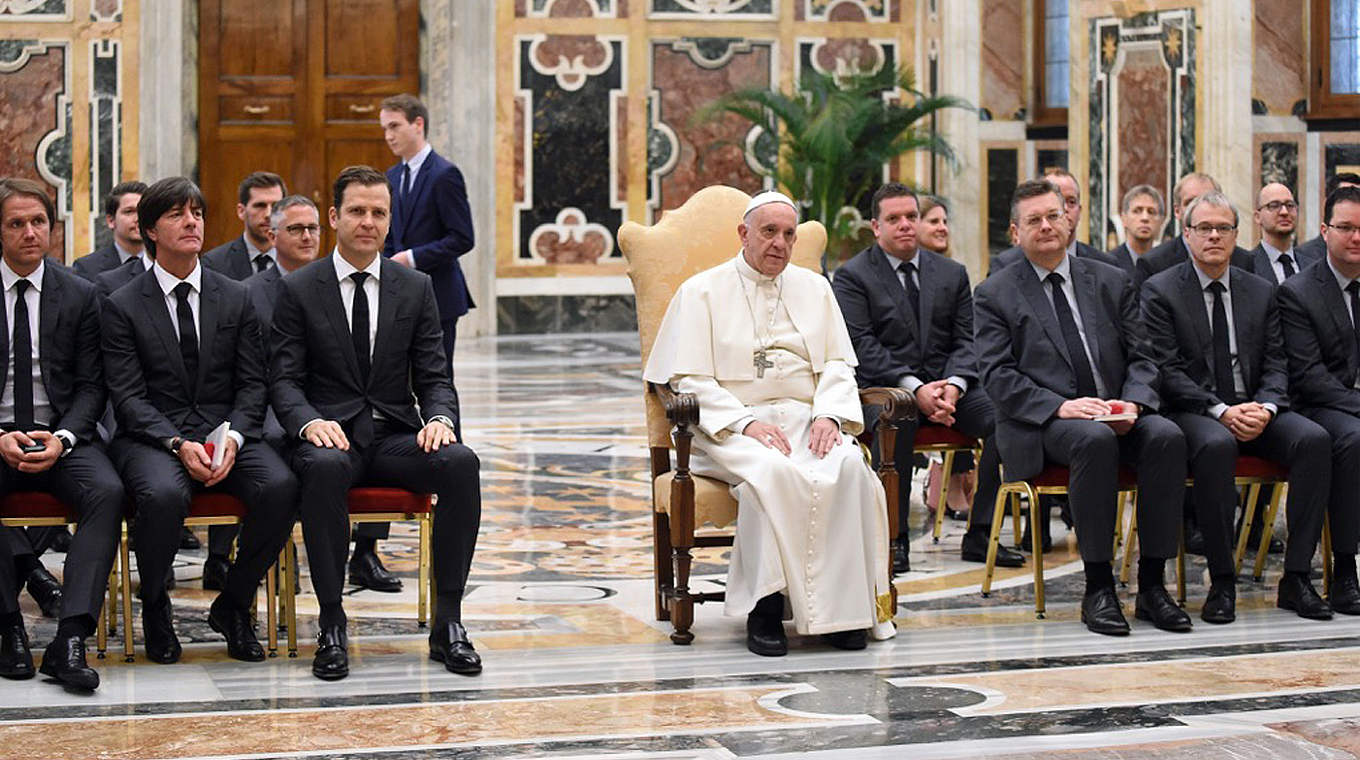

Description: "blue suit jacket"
383 150 475 322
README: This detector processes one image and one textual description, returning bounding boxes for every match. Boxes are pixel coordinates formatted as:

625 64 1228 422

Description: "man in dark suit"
272 165 482 681
1296 173 1359 263
1143 191 1332 623
1136 173 1255 283
1248 183 1319 286
833 183 1023 571
0 179 123 690
101 177 299 665
989 169 1118 274
73 181 148 281
1107 185 1164 276
1277 184 1360 616
975 179 1189 636
201 172 286 281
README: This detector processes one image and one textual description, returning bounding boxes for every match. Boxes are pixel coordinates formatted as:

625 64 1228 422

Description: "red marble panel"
980 0 1023 120
812 37 885 76
616 94 627 199
93 0 121 18
1115 46 1168 218
1253 2 1305 115
652 41 771 215
0 45 66 256
550 0 597 17
513 96 526 204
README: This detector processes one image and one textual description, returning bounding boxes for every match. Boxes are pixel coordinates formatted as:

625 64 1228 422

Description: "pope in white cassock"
643 191 896 657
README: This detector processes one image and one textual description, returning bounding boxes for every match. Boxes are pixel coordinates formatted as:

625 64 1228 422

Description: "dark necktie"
1045 272 1100 398
254 255 271 274
350 272 371 383
173 282 199 385
1280 253 1296 279
11 280 34 430
1208 281 1239 404
400 163 412 207
900 260 920 326
1347 281 1360 367
128 256 145 274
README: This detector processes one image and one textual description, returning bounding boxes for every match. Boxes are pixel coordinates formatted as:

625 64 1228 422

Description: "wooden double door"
198 0 419 253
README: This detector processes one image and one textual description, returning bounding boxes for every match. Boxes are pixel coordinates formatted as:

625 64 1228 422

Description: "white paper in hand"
204 421 231 469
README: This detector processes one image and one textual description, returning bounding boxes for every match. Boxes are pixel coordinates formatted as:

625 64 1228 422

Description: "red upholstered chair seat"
0 492 72 521
913 424 979 448
1234 455 1287 480
187 493 249 519
348 487 432 514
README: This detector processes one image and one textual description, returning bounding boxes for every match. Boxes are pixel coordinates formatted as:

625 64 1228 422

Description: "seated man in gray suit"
1136 172 1255 284
74 181 148 281
988 169 1118 275
975 179 1189 636
1107 185 1165 276
1296 173 1360 262
1143 191 1332 623
833 182 1022 571
1249 183 1319 286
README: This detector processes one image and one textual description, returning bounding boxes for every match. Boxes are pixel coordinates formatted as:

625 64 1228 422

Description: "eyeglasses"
282 224 321 237
1326 223 1360 237
1189 223 1237 236
1021 211 1064 229
1258 200 1298 213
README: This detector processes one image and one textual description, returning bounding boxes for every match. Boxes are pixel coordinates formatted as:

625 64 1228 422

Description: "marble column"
139 0 196 181
425 0 497 338
1199 1 1253 224
937 0 984 282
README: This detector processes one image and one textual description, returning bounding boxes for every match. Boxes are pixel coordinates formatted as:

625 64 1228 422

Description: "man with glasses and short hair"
1297 173 1360 262
203 172 287 280
1249 183 1318 286
988 169 1119 275
1277 184 1360 617
1136 172 1256 284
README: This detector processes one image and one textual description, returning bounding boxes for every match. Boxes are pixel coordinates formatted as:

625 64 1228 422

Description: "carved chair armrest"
650 382 700 429
858 386 918 426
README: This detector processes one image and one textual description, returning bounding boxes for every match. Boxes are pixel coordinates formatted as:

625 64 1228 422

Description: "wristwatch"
166 436 185 455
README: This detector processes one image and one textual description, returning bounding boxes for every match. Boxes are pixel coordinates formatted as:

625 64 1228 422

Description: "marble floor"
9 333 1360 759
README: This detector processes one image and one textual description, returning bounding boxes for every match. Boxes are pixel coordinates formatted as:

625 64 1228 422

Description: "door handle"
349 104 375 114
243 104 271 115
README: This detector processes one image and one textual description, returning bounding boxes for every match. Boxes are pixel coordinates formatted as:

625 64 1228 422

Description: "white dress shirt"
1029 253 1108 398
0 260 73 450
151 261 243 448
1192 265 1276 419
332 250 381 355
402 143 433 196
243 234 276 270
1260 240 1296 284
114 242 147 269
880 248 968 397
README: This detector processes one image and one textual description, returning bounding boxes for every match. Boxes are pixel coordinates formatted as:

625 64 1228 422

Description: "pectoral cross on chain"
754 349 774 378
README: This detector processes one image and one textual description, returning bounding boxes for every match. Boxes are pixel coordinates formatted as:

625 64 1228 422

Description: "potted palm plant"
697 65 968 272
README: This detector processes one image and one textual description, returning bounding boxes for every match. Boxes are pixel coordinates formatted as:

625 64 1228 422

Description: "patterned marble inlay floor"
9 333 1360 759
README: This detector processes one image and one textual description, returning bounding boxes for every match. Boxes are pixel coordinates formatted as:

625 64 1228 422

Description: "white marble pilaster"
937 0 984 282
424 0 497 338
138 0 195 180
1200 2 1253 223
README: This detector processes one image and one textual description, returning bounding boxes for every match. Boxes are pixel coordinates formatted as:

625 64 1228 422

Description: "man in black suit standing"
989 169 1117 274
202 172 286 280
101 177 299 664
1295 173 1359 263
832 183 1023 571
975 179 1189 636
1136 172 1255 283
1108 185 1164 276
272 165 482 681
1277 184 1360 616
0 179 124 690
1143 191 1332 623
1248 183 1318 286
73 181 148 281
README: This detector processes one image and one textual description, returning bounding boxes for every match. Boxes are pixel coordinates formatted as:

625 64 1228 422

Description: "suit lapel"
401 153 436 239
1250 246 1278 286
1070 260 1106 377
314 263 362 382
371 262 401 391
139 272 190 386
869 246 919 339
916 251 936 353
1229 272 1258 393
1015 261 1074 369
196 273 221 394
1178 264 1214 377
37 267 60 397
387 164 406 249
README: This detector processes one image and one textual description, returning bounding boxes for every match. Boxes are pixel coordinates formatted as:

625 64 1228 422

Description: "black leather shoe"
202 554 230 592
429 621 482 674
746 613 787 656
1080 586 1130 636
1134 586 1193 631
142 599 182 664
961 529 1023 567
1328 573 1360 616
0 623 34 680
347 551 403 593
312 625 349 680
890 540 909 575
1278 573 1333 620
208 595 265 662
821 628 867 650
1201 585 1236 624
1020 517 1053 553
944 507 968 522
25 567 62 619
39 635 97 690
179 527 200 550
1184 527 1206 556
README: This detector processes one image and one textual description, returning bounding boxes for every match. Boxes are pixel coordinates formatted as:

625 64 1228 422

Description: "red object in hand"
1107 401 1126 414
204 442 215 459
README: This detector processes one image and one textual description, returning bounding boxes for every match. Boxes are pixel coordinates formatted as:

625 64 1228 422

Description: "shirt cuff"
54 429 75 457
1208 403 1229 420
226 430 245 449
1262 402 1278 417
429 415 456 432
898 375 924 394
728 416 758 435
299 418 326 440
945 376 969 396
